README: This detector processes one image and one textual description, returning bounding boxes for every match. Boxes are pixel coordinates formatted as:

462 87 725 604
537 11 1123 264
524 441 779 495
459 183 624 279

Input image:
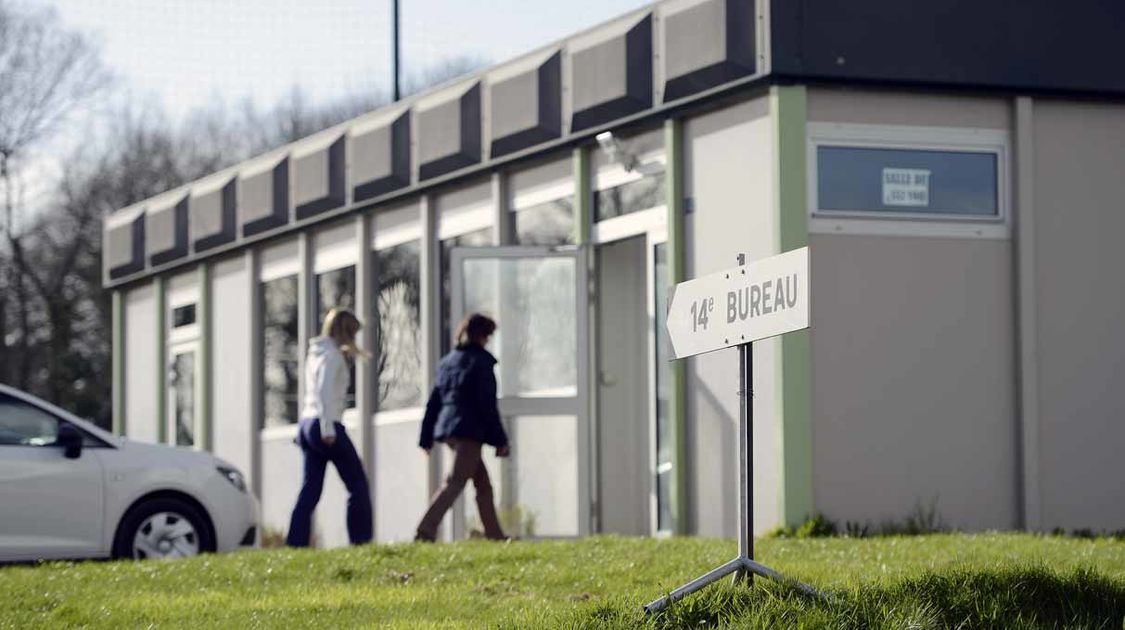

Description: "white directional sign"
666 247 809 359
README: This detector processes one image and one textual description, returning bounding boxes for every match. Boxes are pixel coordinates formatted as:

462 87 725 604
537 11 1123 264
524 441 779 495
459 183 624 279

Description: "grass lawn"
2 534 1124 629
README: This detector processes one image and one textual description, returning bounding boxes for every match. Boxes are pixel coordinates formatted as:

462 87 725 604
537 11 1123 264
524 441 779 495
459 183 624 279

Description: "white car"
0 384 259 562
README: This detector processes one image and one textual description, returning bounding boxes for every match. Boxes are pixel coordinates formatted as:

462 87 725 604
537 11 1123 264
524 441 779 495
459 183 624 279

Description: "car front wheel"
113 497 215 560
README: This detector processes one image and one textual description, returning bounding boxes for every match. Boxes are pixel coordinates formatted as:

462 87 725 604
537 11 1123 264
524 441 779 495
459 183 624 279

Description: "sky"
39 0 654 122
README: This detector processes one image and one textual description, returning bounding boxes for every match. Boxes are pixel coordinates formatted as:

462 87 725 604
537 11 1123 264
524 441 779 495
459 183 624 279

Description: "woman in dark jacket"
415 313 509 542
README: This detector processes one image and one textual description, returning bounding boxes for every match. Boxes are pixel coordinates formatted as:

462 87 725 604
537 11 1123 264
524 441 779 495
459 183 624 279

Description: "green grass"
2 534 1124 628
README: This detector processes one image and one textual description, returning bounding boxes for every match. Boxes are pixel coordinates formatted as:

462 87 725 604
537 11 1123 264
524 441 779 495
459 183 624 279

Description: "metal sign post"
645 247 818 615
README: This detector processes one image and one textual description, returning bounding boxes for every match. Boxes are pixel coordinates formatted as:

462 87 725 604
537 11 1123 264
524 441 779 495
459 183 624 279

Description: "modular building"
103 0 1125 546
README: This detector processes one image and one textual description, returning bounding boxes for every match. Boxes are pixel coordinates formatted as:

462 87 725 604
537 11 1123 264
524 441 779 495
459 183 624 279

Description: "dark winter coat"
419 344 509 449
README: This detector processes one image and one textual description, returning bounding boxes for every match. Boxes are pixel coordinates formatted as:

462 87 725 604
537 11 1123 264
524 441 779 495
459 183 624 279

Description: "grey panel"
489 52 562 158
259 436 301 541
418 83 482 181
353 113 411 203
771 0 1125 96
662 0 755 102
683 100 779 537
147 196 189 267
807 88 1011 129
571 14 652 132
294 136 346 220
191 178 237 253
810 234 1017 531
107 214 146 280
375 420 429 542
1033 100 1125 531
241 158 290 237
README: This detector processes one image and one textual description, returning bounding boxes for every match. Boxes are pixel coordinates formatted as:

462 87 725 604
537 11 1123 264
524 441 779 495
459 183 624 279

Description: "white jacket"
301 336 349 439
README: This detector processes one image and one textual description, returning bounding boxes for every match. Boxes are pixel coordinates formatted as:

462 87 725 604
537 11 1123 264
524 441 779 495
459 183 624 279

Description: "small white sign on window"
882 168 931 207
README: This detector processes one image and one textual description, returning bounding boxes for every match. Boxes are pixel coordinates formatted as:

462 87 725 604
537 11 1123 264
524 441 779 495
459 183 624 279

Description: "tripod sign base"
643 555 819 615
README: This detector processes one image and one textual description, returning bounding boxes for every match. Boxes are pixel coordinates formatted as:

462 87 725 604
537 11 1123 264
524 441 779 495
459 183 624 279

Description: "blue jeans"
286 418 373 547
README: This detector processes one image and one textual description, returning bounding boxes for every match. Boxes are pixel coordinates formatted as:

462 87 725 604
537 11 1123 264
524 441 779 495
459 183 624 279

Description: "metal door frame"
449 245 591 538
591 211 670 537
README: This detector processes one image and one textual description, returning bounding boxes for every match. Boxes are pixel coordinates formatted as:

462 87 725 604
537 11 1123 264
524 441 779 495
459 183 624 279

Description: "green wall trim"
155 277 167 444
198 264 213 452
573 146 591 245
111 291 125 435
665 117 690 535
772 84 814 527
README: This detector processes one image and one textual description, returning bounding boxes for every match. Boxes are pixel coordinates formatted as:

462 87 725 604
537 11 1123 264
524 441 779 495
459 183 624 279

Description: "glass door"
167 342 198 448
450 245 590 539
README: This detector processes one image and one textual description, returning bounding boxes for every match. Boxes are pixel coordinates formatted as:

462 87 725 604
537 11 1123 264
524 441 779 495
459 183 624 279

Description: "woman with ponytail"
287 308 373 547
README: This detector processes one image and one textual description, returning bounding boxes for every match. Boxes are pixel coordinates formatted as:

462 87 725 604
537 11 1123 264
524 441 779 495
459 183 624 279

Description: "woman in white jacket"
286 308 373 547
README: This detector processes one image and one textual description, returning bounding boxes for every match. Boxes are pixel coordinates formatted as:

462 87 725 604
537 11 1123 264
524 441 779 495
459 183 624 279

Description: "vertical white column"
492 171 511 246
155 277 168 445
198 263 213 452
297 232 314 421
419 195 442 506
1014 96 1041 531
246 248 263 498
111 290 126 436
355 213 376 538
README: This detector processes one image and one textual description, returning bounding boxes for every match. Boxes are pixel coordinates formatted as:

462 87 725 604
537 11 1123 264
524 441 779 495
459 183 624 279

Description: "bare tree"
0 0 109 387
9 52 487 424
402 55 490 98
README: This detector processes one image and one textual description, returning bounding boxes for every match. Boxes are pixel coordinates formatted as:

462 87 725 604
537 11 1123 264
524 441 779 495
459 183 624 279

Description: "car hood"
113 438 222 468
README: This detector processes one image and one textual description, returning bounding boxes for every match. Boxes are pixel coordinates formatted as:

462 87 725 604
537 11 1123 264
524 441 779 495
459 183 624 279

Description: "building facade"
103 0 1125 545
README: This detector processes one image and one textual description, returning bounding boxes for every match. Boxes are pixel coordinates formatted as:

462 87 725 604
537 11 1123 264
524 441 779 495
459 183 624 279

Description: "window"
172 304 196 328
594 171 666 222
316 266 357 330
440 228 492 353
509 155 575 245
461 256 578 397
809 123 1009 238
170 351 195 446
262 275 300 428
817 147 998 217
316 266 357 409
374 241 422 411
0 393 59 446
513 198 574 246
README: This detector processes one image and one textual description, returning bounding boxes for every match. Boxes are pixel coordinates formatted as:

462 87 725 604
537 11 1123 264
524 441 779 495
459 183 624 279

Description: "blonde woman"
286 308 373 547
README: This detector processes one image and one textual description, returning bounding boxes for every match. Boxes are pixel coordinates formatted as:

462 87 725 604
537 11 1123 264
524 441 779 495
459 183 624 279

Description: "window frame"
807 123 1011 239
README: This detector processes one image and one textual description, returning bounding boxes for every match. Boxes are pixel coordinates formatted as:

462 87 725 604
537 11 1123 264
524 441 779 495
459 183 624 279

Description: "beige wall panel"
259 436 301 542
375 420 429 542
684 95 782 537
124 283 159 443
211 257 254 487
808 88 1011 130
810 233 1018 530
1032 100 1125 531
260 430 352 548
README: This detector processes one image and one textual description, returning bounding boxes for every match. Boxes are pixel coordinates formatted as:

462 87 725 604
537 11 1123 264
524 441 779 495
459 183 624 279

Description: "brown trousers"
416 438 505 541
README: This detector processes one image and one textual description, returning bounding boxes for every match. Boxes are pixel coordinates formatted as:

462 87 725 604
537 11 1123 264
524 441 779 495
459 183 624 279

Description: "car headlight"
216 465 247 493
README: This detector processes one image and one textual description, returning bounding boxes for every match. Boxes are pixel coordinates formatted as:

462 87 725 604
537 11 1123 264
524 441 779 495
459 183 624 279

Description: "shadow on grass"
563 566 1125 630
